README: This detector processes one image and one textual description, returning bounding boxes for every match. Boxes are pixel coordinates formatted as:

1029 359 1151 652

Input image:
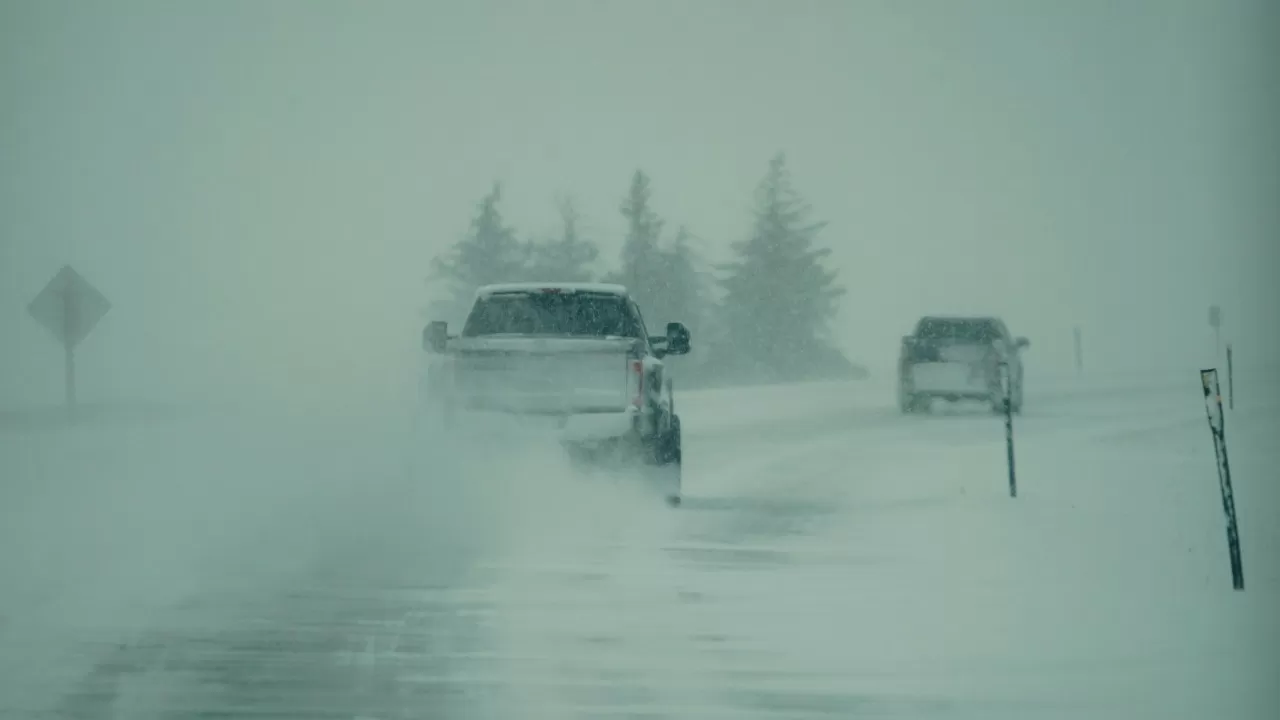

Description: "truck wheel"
900 390 926 414
898 384 918 414
657 415 682 507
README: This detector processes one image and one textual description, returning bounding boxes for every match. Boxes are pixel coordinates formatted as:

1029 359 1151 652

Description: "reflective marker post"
1200 369 1244 591
1226 344 1234 410
1000 362 1016 498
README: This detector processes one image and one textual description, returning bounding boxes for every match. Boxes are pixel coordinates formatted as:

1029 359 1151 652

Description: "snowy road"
2 370 1278 719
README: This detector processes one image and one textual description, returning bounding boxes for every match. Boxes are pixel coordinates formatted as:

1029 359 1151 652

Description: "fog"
2 6 1279 713
2 0 1276 414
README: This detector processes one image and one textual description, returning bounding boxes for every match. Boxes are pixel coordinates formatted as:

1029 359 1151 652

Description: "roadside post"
1199 368 1244 591
1000 362 1016 498
1209 305 1222 360
1226 344 1234 410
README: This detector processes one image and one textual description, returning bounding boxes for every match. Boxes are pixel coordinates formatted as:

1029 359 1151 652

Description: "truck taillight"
632 359 644 408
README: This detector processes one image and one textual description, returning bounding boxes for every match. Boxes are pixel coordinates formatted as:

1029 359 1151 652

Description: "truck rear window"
915 318 1000 343
462 292 639 338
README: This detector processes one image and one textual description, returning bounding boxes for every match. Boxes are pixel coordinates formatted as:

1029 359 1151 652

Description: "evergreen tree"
610 170 667 310
429 182 525 323
718 153 849 382
602 172 710 355
649 225 716 381
651 226 707 330
523 197 600 282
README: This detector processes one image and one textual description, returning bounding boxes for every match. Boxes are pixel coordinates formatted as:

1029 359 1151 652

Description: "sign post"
1073 326 1083 373
1208 305 1222 360
26 265 111 416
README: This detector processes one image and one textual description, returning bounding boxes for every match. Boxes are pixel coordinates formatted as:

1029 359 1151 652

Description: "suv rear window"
462 292 639 338
915 318 1001 343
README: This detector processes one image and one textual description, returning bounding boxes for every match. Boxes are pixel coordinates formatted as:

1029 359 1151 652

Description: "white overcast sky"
1 0 1276 412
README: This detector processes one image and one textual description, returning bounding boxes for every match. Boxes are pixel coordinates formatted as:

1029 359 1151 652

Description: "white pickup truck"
898 315 1029 414
420 282 690 506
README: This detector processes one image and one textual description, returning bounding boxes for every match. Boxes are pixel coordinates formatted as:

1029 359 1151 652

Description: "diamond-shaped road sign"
27 265 112 349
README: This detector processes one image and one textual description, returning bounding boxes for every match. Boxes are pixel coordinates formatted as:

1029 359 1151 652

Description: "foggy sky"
2 0 1276 413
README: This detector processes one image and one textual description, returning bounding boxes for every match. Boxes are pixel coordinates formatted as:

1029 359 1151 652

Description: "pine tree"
429 182 525 323
651 226 707 330
612 170 667 310
718 153 848 382
602 172 710 358
648 225 717 382
523 197 600 283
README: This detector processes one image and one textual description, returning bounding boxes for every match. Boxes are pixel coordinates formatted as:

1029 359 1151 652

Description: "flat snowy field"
1 367 1276 718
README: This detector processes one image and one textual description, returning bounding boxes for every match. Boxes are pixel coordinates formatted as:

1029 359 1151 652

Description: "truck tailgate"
905 340 997 395
451 337 634 414
936 342 990 366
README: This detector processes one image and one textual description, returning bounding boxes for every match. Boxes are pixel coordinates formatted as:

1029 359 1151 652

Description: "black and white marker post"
1226 344 1234 410
1000 362 1016 498
1200 369 1244 591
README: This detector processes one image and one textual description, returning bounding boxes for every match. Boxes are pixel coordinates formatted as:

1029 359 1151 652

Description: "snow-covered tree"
429 182 525 322
608 170 667 310
717 153 852 382
523 197 600 283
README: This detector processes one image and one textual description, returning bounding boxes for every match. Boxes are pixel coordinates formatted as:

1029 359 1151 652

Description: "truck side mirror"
665 322 691 356
424 321 448 353
1015 337 1030 349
